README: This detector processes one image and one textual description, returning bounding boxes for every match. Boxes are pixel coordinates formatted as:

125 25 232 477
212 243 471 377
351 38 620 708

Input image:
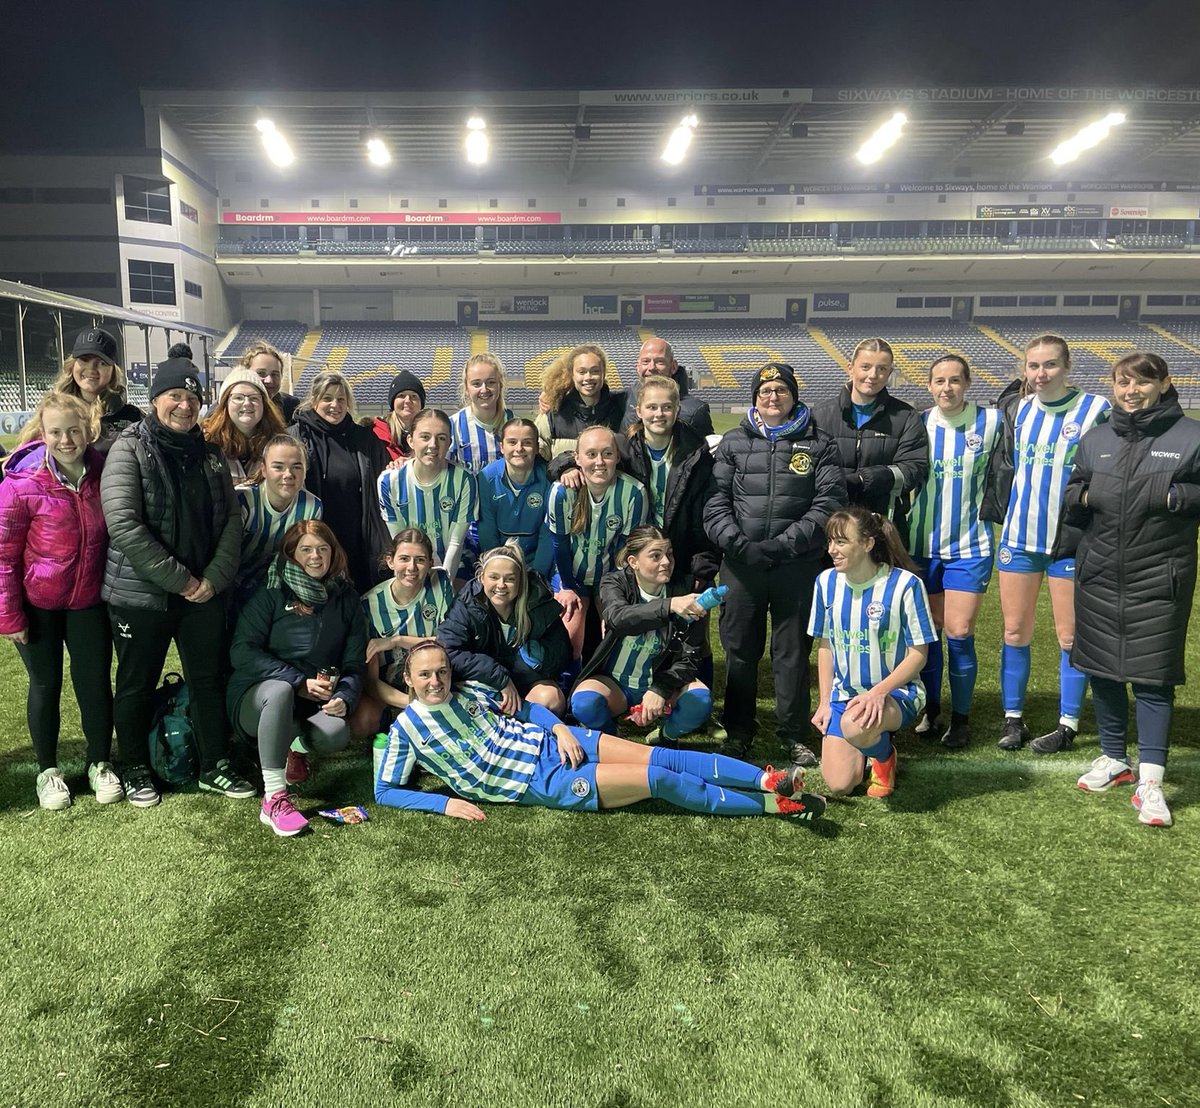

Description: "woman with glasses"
203 369 287 485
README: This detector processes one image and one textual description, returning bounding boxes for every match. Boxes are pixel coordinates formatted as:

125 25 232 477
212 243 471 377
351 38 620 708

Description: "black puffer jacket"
227 574 368 738
437 572 570 691
620 366 714 438
100 417 240 611
576 567 704 696
810 385 928 537
1063 389 1200 686
537 385 627 469
980 387 1021 526
98 391 144 454
704 409 847 568
620 421 719 589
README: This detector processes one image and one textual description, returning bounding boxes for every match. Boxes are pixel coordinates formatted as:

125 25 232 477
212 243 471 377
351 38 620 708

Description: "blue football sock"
1059 649 1087 728
1000 643 1031 714
650 744 763 790
920 635 943 712
647 766 766 816
570 690 613 732
662 687 713 738
860 731 893 762
946 634 977 714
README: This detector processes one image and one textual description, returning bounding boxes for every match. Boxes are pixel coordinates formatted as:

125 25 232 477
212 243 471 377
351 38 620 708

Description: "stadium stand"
486 322 643 406
216 239 303 256
492 240 655 257
222 320 310 361
672 237 747 255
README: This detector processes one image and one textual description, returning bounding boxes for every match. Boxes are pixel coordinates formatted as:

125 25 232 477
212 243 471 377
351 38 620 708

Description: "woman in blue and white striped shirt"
906 355 1003 750
810 507 937 800
983 335 1111 754
448 353 514 474
375 641 826 822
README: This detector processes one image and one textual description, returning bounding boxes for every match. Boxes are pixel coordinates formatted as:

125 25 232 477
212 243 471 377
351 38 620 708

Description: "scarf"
267 554 329 608
748 403 810 442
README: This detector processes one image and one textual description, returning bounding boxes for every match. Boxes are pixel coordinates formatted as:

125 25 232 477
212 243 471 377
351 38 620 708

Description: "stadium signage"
221 211 562 225
644 293 750 314
582 88 809 106
976 204 1104 218
696 181 1200 196
1109 206 1150 218
811 87 1200 104
583 295 618 315
813 292 850 312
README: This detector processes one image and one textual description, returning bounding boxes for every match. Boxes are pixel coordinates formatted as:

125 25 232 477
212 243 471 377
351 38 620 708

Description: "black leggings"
14 604 113 771
110 596 230 773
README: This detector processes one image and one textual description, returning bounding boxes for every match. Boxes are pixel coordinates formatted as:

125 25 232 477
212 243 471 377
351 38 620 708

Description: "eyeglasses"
757 387 791 398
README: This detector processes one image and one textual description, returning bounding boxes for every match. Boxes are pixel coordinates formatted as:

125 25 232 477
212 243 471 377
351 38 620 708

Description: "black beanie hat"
751 362 799 407
151 357 204 402
167 342 194 360
389 370 426 409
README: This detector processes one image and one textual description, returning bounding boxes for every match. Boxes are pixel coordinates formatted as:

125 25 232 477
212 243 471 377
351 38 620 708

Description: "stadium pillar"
312 289 321 328
14 302 28 410
51 310 64 366
200 335 212 401
142 325 152 394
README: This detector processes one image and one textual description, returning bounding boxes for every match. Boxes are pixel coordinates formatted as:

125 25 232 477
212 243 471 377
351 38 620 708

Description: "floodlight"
255 118 294 167
366 137 391 166
662 113 699 165
1049 112 1126 166
855 112 907 165
465 116 488 165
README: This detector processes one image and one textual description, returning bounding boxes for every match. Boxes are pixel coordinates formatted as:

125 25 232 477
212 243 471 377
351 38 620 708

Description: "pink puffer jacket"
0 440 108 634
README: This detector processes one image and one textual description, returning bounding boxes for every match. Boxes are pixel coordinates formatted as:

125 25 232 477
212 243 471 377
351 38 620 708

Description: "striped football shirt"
377 461 480 557
604 585 666 692
808 565 938 703
645 444 671 528
1000 390 1111 555
908 402 1003 560
547 472 647 589
361 568 455 674
449 407 514 474
379 682 545 807
236 485 323 593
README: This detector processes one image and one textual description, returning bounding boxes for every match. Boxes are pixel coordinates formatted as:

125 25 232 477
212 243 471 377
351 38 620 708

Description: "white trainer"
1132 783 1172 828
35 767 72 811
88 761 125 804
1076 755 1136 793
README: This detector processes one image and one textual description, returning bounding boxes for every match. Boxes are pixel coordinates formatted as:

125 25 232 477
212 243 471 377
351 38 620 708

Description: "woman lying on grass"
374 641 826 823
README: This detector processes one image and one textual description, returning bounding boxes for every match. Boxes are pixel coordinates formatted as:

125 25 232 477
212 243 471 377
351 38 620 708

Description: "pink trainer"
260 789 309 837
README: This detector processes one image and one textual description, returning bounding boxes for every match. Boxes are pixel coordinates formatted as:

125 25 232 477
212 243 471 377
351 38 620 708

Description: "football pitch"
0 416 1197 1107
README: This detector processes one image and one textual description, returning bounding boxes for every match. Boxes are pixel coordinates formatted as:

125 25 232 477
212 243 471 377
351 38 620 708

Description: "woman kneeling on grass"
229 520 368 837
810 508 937 799
375 641 826 822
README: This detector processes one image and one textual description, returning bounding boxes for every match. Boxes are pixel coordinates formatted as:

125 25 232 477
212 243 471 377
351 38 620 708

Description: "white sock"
263 768 287 796
1005 711 1023 720
1139 763 1164 787
1059 715 1080 730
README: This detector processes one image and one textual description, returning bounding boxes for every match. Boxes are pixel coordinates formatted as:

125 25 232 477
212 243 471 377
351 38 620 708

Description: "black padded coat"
810 385 929 538
1063 390 1200 686
704 409 847 568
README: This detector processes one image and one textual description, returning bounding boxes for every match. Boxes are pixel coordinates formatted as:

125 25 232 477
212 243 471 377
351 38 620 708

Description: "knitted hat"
751 363 799 407
71 327 118 365
151 357 204 402
219 368 271 407
389 369 426 409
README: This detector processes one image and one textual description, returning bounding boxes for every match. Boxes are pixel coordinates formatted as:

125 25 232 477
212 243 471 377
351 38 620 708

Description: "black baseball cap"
71 327 118 365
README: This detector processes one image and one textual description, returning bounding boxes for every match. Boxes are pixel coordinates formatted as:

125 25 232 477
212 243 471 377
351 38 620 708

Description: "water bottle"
682 584 728 622
372 733 389 781
627 703 673 725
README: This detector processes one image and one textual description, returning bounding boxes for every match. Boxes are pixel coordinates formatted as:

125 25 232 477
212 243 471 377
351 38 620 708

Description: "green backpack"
148 672 198 786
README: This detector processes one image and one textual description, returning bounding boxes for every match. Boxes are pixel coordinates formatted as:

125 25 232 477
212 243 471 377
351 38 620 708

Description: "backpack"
148 671 198 786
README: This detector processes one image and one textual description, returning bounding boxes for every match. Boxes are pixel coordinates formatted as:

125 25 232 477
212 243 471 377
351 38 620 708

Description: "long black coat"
1063 390 1200 685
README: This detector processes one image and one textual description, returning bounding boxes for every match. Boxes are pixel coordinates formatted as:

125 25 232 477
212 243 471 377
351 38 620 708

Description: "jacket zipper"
765 439 778 535
1115 435 1138 672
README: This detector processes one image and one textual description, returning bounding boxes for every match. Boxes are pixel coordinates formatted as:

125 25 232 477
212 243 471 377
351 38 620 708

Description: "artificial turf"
0 420 1197 1107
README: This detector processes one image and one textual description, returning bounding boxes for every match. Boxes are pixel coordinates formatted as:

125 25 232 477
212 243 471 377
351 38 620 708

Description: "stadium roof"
143 87 1200 184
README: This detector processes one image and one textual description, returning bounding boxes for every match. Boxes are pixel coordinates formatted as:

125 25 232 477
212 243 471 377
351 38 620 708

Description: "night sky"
1 0 1197 151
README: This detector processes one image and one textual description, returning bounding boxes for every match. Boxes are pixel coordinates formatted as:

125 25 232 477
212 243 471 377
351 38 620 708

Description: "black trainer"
941 715 971 751
786 740 819 768
718 732 753 759
997 718 1031 751
198 759 256 799
1031 724 1077 754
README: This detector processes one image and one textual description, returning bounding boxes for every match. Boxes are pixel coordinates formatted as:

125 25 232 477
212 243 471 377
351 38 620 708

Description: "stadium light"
255 118 294 168
662 113 699 165
366 136 391 166
855 112 907 165
1049 112 1126 165
465 116 488 165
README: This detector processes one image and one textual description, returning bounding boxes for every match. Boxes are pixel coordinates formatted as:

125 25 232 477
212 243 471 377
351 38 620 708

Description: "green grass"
1 413 1199 1107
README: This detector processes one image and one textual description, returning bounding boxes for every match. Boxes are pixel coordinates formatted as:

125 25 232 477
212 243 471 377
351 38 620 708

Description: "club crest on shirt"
440 496 456 512
466 700 481 718
527 493 544 509
422 604 438 621
605 515 621 531
570 776 591 798
1062 422 1081 440
866 601 885 622
789 451 813 476
965 432 984 451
